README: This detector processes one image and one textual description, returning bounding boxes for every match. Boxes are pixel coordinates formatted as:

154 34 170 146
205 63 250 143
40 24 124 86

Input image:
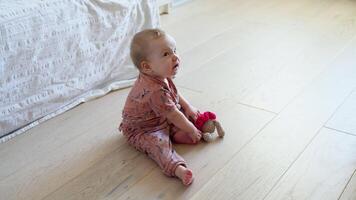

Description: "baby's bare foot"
175 165 194 186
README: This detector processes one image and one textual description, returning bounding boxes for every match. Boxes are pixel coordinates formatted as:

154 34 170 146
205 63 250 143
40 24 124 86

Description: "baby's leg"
126 128 194 185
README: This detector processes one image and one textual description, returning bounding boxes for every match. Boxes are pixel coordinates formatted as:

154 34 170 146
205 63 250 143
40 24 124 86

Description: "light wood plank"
190 37 356 200
264 128 356 200
326 90 356 136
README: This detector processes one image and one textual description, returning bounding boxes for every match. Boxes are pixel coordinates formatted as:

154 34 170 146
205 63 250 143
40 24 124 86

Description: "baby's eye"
163 52 169 57
173 48 177 53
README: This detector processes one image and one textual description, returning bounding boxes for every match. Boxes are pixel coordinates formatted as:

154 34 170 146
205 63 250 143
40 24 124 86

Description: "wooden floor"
1 0 356 199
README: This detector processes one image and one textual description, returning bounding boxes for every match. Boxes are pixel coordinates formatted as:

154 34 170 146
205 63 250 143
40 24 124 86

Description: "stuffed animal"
194 111 225 142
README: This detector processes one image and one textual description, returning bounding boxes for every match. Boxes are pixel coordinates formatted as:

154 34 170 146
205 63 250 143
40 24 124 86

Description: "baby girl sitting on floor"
119 28 202 186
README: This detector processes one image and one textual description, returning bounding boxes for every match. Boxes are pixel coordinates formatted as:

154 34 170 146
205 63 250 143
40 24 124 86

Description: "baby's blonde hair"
130 28 166 69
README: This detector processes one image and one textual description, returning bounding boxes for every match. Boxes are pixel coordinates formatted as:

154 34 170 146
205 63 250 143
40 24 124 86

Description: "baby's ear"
140 61 151 72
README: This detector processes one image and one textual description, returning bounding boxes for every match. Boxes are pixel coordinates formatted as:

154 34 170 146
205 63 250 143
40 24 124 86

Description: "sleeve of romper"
149 88 177 116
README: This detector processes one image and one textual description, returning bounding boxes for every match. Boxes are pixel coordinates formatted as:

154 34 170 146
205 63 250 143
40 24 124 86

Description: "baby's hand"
189 129 202 143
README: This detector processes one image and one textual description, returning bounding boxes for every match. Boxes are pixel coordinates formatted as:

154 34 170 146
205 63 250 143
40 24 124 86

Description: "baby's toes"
183 170 194 185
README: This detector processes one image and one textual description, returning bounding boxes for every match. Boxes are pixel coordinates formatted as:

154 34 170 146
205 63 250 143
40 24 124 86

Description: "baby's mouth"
173 63 179 69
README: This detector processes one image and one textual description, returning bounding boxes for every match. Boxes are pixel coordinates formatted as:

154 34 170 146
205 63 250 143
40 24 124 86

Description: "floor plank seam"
271 30 356 118
192 113 279 198
178 18 292 75
105 157 157 199
323 126 356 137
337 169 356 200
263 82 356 199
177 23 237 55
237 102 278 115
324 88 355 126
114 162 159 199
39 141 126 200
176 85 203 93
176 25 239 74
261 123 325 200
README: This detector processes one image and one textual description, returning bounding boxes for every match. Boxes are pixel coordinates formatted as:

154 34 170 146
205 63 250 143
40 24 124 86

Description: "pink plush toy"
194 111 225 142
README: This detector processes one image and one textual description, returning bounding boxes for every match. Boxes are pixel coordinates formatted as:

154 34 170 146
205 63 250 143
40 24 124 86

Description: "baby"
119 28 202 186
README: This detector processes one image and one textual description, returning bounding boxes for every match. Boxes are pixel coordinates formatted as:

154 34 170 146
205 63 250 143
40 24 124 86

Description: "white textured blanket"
0 0 159 142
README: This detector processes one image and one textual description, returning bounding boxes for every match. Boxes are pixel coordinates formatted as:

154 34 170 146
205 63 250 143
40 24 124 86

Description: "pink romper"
119 73 189 177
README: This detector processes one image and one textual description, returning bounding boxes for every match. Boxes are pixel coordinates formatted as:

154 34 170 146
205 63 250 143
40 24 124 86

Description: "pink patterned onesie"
119 73 192 177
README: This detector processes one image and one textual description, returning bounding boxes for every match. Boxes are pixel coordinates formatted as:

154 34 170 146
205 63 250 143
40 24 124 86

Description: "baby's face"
144 35 180 79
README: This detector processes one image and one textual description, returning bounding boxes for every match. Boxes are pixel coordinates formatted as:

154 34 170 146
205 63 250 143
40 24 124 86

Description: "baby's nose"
172 54 179 61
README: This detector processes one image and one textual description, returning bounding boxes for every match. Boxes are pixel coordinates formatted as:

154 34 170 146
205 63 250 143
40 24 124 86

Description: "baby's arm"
179 94 199 121
179 94 191 110
166 108 201 142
